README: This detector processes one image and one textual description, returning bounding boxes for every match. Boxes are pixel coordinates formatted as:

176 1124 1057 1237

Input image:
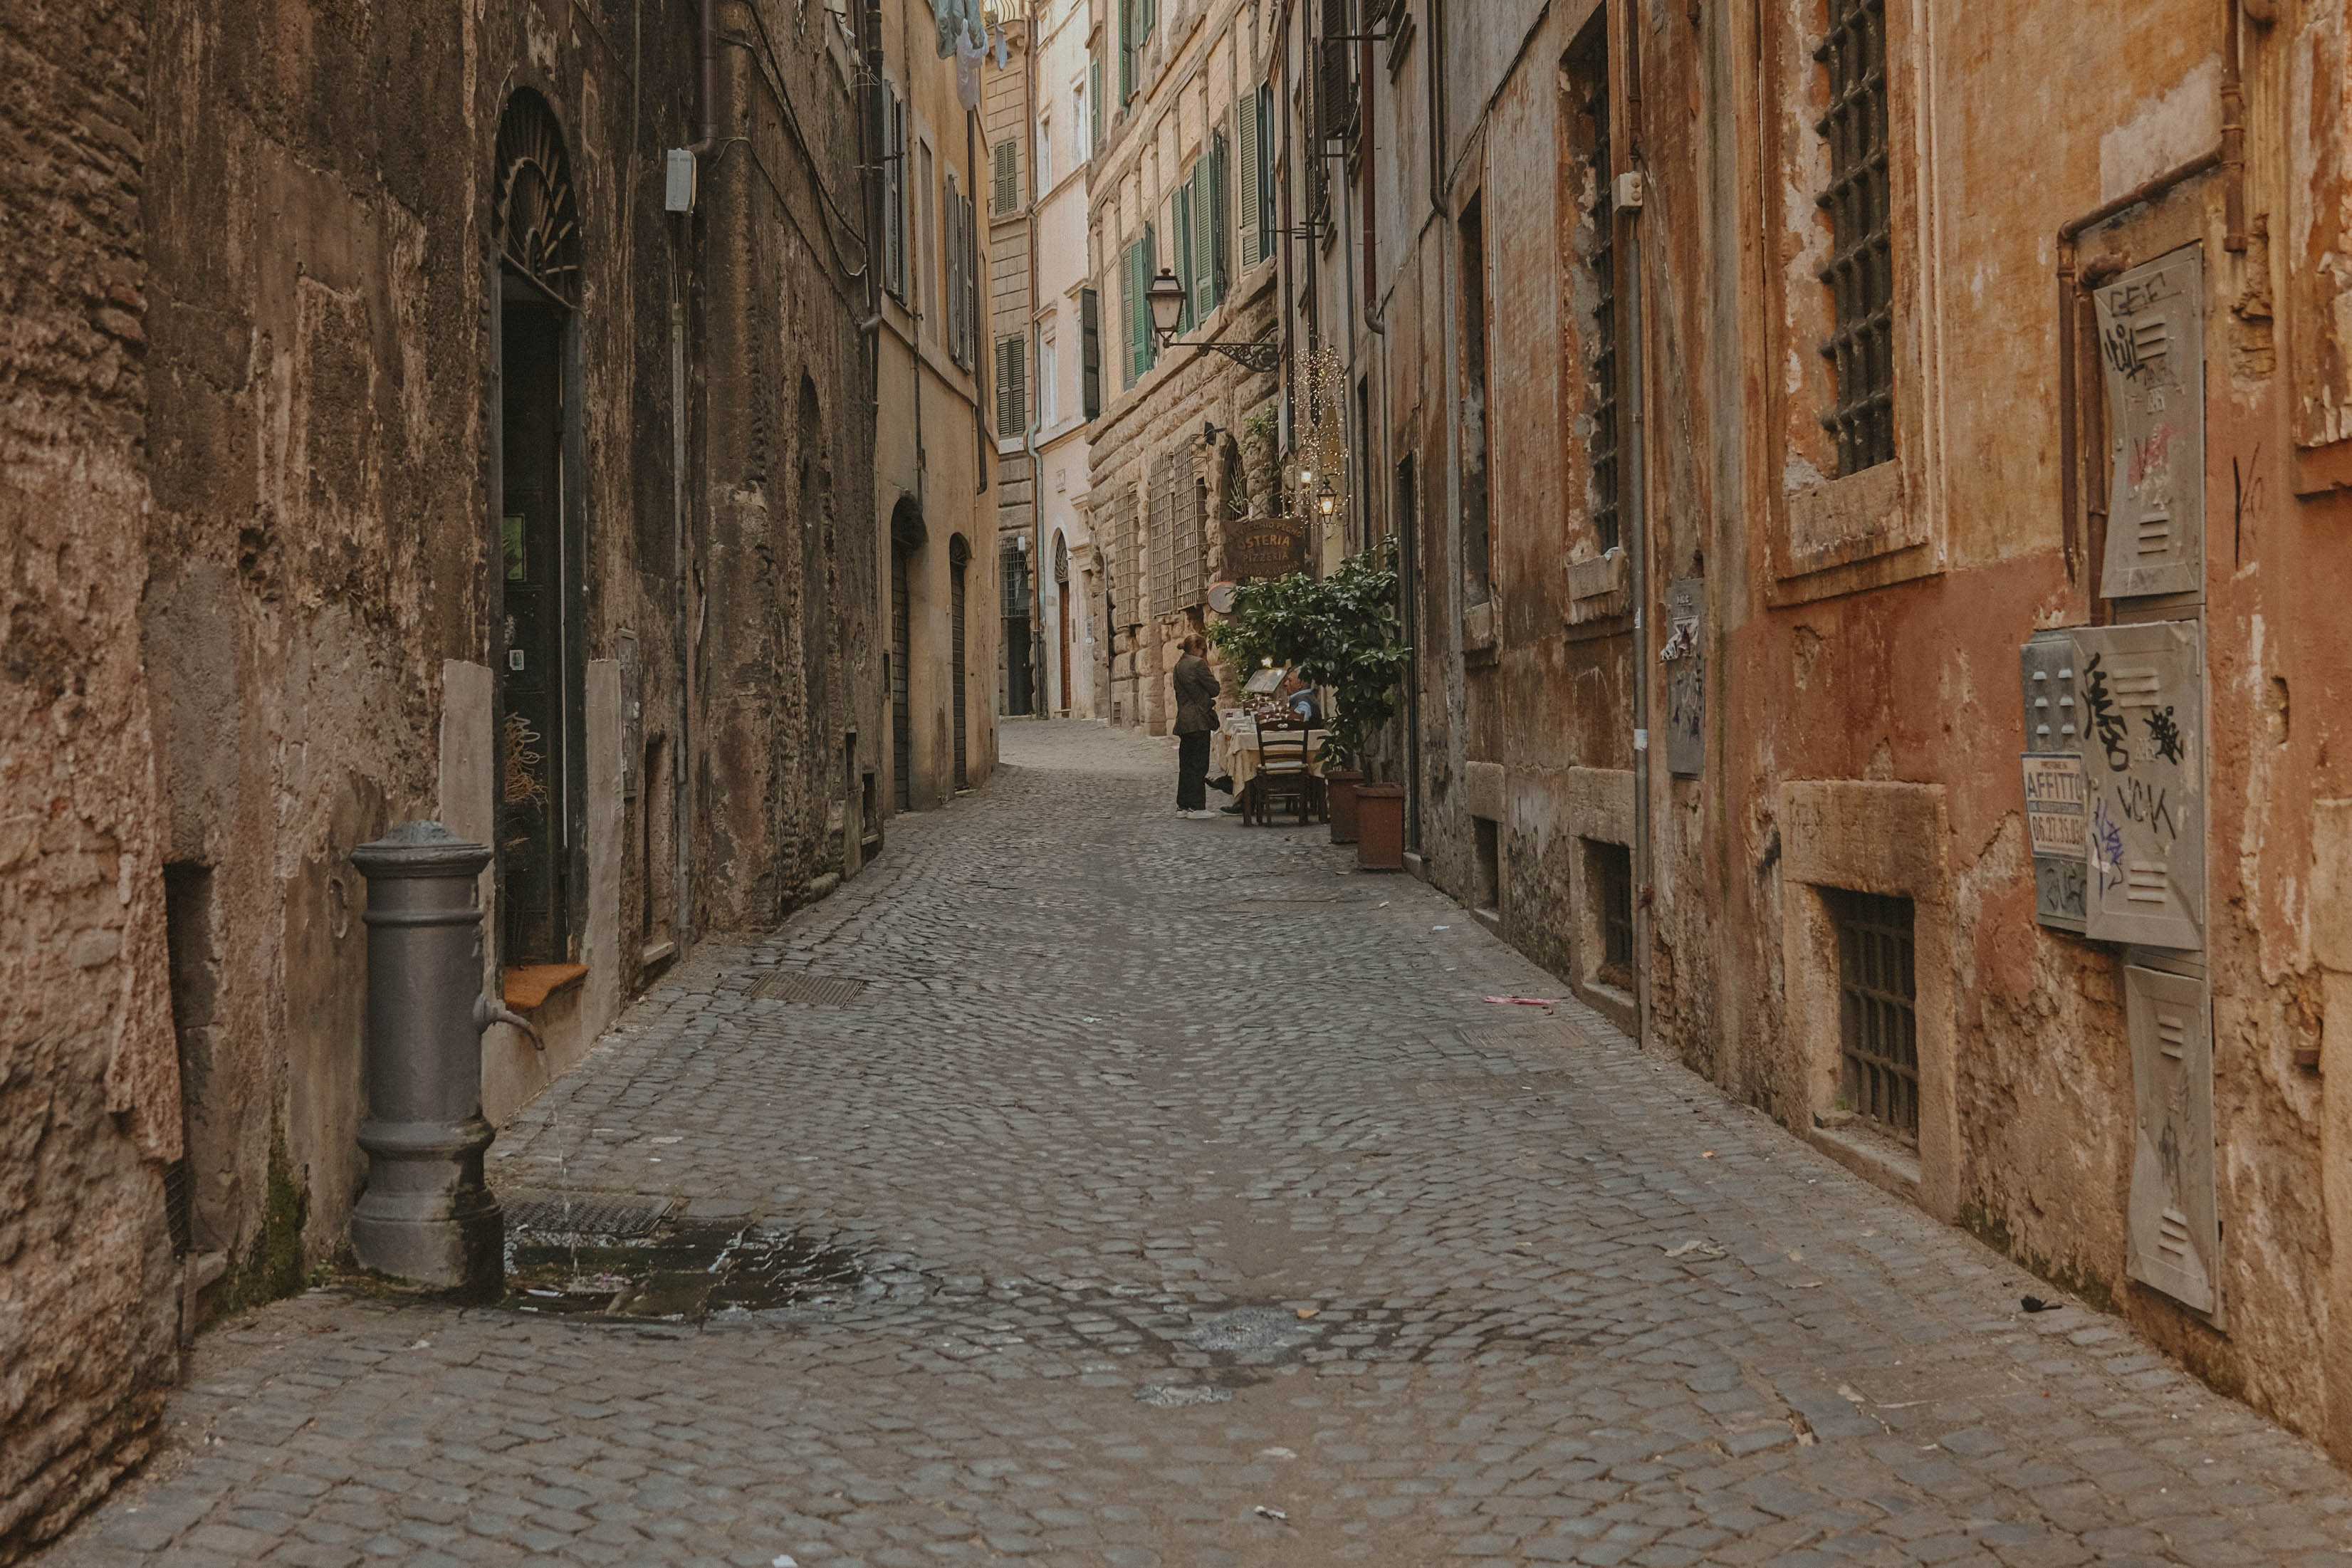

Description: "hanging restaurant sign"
1223 512 1307 582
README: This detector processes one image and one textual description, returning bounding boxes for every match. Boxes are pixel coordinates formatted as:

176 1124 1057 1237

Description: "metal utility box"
2075 620 2205 950
2095 246 2205 600
2019 629 2087 932
2123 963 2218 1314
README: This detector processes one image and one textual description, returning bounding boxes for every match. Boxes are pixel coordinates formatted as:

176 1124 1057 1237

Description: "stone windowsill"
1806 1115 1923 1208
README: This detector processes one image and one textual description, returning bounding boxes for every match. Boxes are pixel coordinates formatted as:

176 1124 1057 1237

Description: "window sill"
503 963 589 1013
1806 1116 1923 1208
1461 599 1498 659
1564 548 1631 627
1770 459 1938 607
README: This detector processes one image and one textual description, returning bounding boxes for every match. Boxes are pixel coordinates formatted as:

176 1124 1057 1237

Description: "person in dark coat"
1171 634 1221 817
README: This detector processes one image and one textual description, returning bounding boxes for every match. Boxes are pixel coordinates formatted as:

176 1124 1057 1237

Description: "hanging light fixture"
1315 479 1339 518
1146 268 1187 346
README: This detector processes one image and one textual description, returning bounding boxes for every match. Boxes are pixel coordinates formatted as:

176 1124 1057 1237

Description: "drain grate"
503 1192 672 1238
750 971 869 1005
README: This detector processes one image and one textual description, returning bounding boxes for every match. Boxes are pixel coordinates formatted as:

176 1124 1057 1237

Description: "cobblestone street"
50 723 2352 1568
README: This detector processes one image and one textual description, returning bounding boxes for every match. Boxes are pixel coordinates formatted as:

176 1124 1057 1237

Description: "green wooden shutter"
995 336 1026 434
1237 97 1261 268
993 138 1019 214
1189 171 1213 323
1090 56 1104 151
1120 0 1136 101
1174 176 1196 333
1081 286 1102 418
1124 240 1145 385
1210 126 1231 305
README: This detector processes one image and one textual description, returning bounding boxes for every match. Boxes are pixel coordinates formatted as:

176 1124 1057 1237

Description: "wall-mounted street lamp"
1315 479 1339 518
1147 267 1282 373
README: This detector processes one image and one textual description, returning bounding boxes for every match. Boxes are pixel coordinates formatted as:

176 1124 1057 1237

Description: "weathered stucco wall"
4 0 886 1550
1324 0 2352 1468
873 0 999 815
1 1 184 1554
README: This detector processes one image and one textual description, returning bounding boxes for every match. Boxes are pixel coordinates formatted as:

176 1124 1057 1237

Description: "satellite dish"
1206 582 1238 614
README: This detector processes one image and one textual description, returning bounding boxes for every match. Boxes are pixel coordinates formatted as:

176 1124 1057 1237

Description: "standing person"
1171 634 1221 818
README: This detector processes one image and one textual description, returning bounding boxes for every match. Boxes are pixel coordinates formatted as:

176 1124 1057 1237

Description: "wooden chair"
1248 716 1318 826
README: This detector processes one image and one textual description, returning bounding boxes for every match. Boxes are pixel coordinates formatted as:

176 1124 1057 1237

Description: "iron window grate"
1592 840 1634 984
1830 889 1918 1142
1582 52 1621 553
1814 0 1895 475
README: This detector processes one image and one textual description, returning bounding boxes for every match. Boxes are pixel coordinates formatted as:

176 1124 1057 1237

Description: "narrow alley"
48 726 2352 1568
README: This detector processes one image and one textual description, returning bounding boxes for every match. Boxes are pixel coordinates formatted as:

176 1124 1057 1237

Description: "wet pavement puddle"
501 1212 865 1324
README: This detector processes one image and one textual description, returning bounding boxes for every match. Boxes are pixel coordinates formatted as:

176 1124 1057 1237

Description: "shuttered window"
1174 174 1198 333
1124 229 1157 386
944 177 966 365
993 137 1020 214
1089 56 1104 152
964 192 981 365
1080 287 1102 418
996 335 1028 436
1209 126 1230 305
882 83 906 299
1238 101 1262 268
1319 0 1357 146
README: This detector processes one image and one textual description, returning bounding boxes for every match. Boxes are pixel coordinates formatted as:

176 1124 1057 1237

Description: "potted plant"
1211 540 1408 853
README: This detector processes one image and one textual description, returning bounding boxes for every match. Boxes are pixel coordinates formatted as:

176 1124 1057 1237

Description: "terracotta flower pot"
1354 783 1406 872
1327 769 1364 844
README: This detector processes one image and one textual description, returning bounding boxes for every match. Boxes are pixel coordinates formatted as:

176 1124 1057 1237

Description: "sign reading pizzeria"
1223 513 1308 582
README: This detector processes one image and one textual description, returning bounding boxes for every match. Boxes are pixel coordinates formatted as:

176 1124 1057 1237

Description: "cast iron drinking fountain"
349 822 538 1296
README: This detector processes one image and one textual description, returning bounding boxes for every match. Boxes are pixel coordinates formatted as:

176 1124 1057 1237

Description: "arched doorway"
1053 531 1072 716
492 88 586 967
948 535 971 790
890 499 924 812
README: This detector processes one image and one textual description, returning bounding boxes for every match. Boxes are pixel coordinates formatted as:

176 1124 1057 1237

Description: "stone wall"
1 0 884 1552
1300 0 2352 1468
0 0 183 1553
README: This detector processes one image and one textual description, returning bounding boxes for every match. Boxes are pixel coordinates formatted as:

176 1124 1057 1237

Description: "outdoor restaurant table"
1211 709 1329 794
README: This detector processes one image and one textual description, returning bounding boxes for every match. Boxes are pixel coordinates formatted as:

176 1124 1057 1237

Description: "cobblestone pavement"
50 721 2352 1567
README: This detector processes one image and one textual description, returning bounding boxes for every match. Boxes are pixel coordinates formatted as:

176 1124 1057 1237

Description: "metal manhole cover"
751 971 869 1005
504 1193 671 1238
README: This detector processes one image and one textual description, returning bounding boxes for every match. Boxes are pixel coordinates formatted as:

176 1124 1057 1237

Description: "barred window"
1568 28 1620 553
1830 889 1918 1142
1814 0 1893 475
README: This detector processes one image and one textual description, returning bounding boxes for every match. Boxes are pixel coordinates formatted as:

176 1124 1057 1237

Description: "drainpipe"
1623 0 1653 1059
2222 0 2248 253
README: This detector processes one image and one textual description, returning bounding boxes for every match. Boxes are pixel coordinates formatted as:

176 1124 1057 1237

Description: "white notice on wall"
2022 754 2087 859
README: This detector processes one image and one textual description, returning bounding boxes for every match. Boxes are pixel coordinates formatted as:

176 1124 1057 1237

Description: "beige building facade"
1087 0 1288 736
876 0 1000 808
988 0 1107 720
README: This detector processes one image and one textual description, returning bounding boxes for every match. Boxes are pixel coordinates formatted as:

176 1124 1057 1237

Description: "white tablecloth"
1211 717 1329 793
